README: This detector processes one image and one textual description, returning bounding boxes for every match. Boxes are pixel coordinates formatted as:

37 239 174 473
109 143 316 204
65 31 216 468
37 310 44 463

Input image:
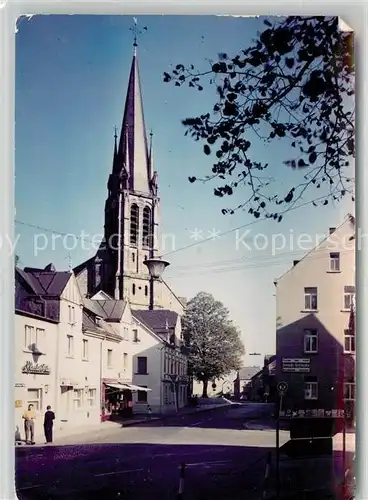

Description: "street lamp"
143 257 170 310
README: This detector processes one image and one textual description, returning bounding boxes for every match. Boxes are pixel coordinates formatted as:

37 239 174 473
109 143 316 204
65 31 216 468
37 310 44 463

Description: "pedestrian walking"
22 404 36 445
43 405 55 444
147 405 152 420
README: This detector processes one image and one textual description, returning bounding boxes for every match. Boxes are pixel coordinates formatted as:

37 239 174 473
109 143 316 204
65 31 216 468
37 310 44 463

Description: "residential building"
234 366 261 400
192 371 238 398
15 299 58 441
132 309 189 413
15 265 101 440
275 215 355 435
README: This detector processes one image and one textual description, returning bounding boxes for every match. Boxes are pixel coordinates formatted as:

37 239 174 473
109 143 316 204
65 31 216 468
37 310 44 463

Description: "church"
73 45 185 316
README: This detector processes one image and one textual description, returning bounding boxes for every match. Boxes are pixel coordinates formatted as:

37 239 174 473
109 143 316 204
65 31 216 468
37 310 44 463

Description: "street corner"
242 421 275 431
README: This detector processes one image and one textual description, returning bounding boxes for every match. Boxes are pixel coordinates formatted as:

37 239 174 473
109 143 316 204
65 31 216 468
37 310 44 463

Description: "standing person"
22 404 36 445
44 406 55 444
147 405 152 420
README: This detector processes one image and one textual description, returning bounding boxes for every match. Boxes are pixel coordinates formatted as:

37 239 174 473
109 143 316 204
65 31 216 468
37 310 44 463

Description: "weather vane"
129 17 147 48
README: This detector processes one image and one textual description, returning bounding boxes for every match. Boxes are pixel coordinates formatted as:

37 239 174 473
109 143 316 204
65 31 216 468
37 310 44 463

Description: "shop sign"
15 400 23 408
22 361 50 375
281 358 310 373
15 383 25 388
279 408 345 418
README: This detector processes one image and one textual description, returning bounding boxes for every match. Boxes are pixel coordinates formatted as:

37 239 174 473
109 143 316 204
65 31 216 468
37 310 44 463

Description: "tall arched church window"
130 204 139 245
142 206 152 247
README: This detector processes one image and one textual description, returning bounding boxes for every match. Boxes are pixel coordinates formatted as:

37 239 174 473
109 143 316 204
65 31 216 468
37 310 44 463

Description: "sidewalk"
15 401 232 446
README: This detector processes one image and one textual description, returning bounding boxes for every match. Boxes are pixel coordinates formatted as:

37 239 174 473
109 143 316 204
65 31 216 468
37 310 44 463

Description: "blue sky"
15 15 353 364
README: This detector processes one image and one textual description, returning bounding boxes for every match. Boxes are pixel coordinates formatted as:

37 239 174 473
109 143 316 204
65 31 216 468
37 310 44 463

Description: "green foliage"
182 292 244 395
164 16 355 220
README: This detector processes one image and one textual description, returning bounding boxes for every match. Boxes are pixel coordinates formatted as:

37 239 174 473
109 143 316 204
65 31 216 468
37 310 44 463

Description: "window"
137 387 148 403
24 325 34 349
344 329 355 353
35 328 44 352
304 287 318 311
130 204 139 245
123 327 129 340
24 325 44 352
304 381 318 400
164 354 168 374
107 349 113 368
142 206 152 247
344 382 355 401
132 283 136 295
133 329 139 342
82 339 89 360
27 388 42 411
68 305 75 324
304 329 318 353
67 335 74 357
329 252 340 271
87 389 96 407
145 285 148 296
73 389 83 409
123 353 128 371
137 356 147 374
344 286 355 310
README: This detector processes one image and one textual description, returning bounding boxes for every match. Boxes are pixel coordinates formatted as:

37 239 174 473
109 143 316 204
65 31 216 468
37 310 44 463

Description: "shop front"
101 380 151 422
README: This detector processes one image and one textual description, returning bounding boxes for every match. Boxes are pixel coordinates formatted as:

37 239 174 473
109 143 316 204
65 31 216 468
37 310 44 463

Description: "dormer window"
95 316 103 327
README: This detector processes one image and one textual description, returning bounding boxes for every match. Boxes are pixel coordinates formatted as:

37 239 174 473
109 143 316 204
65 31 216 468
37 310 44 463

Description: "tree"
182 292 244 397
164 16 355 222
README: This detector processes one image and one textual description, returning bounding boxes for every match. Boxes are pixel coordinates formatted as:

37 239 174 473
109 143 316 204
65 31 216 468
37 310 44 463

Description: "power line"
161 194 352 259
14 193 353 271
166 247 354 279
171 246 350 272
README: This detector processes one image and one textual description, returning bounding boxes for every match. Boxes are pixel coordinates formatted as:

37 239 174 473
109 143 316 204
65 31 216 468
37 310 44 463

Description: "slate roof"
15 265 72 322
82 309 121 339
18 266 70 296
238 366 261 381
132 309 178 333
83 298 126 321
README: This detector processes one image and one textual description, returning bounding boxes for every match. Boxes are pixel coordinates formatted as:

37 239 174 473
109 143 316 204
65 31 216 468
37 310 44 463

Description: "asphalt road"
16 403 284 500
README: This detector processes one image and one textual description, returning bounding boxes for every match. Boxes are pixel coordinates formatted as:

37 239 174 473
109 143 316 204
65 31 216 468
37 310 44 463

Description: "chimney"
293 260 300 266
329 227 336 235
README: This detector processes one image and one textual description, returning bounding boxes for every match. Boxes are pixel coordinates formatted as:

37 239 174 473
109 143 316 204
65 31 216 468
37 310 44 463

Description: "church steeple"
116 51 151 194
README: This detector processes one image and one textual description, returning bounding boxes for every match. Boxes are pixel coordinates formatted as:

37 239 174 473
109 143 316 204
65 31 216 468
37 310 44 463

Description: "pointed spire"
149 130 154 178
116 51 150 193
112 126 120 173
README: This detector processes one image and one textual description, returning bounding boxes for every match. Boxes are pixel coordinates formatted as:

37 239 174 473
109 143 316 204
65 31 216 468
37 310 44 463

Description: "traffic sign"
277 381 288 394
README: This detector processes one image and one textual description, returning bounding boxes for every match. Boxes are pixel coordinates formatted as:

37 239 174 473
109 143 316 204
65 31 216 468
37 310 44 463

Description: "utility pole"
276 381 288 500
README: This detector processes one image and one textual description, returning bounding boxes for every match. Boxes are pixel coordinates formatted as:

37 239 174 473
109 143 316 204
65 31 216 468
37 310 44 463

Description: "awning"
122 383 152 392
105 383 126 390
104 382 152 392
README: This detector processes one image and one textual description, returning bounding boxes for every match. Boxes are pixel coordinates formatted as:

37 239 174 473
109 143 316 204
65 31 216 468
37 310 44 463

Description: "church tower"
74 47 160 309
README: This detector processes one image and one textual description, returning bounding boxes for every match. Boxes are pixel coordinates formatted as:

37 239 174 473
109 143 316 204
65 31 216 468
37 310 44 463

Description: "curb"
15 403 234 447
121 403 233 427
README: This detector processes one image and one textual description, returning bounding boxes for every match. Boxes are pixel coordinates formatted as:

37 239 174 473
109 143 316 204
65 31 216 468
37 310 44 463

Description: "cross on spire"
129 17 147 51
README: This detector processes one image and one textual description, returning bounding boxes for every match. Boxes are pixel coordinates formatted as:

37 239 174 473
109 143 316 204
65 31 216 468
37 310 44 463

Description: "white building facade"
14 312 58 441
132 310 189 414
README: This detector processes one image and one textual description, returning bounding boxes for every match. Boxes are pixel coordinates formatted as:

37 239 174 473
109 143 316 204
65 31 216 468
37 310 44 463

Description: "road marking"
95 468 144 477
183 460 232 468
17 485 41 491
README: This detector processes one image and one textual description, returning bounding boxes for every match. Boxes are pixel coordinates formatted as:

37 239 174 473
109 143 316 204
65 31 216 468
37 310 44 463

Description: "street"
16 403 288 500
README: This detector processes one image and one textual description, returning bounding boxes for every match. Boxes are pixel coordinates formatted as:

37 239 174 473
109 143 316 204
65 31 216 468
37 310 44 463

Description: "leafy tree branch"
164 16 355 221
